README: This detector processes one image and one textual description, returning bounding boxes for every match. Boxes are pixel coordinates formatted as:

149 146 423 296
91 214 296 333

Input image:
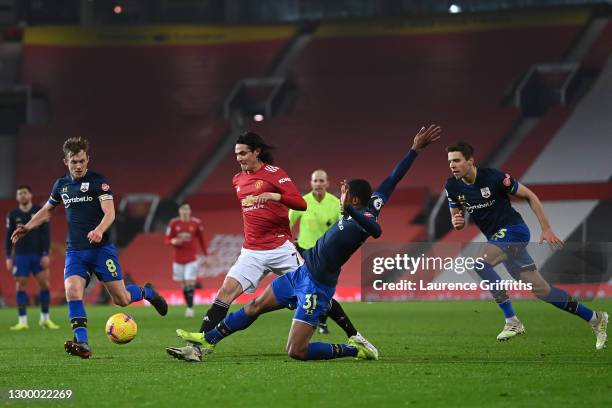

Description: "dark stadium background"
0 0 611 307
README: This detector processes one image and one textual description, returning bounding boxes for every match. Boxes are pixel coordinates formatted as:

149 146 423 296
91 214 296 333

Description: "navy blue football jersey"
445 168 524 239
48 170 114 250
5 204 50 257
304 192 384 287
303 149 419 287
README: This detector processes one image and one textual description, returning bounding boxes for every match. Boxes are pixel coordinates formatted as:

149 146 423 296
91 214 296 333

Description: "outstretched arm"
375 125 441 202
344 206 382 239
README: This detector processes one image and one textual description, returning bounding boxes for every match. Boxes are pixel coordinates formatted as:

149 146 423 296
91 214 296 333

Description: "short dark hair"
16 185 31 193
179 202 191 209
63 136 89 158
347 179 372 207
446 142 474 160
236 131 274 164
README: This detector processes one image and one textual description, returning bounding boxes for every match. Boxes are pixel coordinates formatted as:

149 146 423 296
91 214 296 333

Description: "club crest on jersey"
458 195 466 202
480 187 491 198
61 186 68 193
80 182 90 192
254 180 264 190
373 197 383 210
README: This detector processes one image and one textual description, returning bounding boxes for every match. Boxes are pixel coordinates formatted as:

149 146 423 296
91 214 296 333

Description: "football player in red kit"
166 203 207 317
168 132 379 361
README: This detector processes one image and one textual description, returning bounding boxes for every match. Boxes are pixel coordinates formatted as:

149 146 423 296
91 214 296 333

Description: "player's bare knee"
15 279 27 291
37 279 50 290
287 343 308 361
65 286 82 301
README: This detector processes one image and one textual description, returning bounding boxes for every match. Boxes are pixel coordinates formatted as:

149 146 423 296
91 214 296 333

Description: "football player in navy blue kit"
11 137 168 358
166 125 441 362
5 185 59 330
445 142 607 349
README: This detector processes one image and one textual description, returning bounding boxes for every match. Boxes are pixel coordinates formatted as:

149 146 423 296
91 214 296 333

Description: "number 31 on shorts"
303 294 318 315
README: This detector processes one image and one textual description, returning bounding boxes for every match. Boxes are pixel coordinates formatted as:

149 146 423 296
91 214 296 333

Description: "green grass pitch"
1 300 611 407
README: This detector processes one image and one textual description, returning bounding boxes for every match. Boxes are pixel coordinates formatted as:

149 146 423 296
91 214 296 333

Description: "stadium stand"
14 25 296 197
582 19 612 69
199 12 587 194
181 13 588 299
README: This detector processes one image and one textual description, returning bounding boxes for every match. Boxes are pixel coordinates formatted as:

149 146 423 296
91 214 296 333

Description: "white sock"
19 315 28 325
505 316 520 324
40 312 50 321
589 311 598 324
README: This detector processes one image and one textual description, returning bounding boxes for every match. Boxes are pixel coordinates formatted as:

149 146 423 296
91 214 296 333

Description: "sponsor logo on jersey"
80 182 90 192
278 177 291 184
480 187 491 198
101 183 110 191
461 200 496 213
254 180 264 189
241 195 257 207
61 193 94 208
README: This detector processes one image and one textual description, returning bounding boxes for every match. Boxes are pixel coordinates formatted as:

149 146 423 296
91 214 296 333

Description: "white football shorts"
226 240 304 294
172 260 199 282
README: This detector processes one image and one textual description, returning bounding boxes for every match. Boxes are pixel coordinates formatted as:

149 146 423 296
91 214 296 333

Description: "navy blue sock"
143 285 154 300
126 285 143 303
545 286 594 322
475 262 516 317
68 300 88 343
16 290 27 317
305 343 358 360
205 308 256 344
39 289 50 314
498 299 516 319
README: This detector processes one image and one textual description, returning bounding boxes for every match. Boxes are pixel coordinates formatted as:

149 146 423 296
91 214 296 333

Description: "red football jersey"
165 217 207 264
233 164 307 250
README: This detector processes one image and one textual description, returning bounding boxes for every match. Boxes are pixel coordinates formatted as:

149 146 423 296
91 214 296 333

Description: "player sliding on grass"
166 125 441 362
11 137 168 359
445 142 607 348
177 132 378 357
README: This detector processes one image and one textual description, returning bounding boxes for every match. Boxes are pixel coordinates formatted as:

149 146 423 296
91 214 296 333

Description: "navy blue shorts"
12 254 43 277
488 224 536 278
64 243 123 284
271 264 336 327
